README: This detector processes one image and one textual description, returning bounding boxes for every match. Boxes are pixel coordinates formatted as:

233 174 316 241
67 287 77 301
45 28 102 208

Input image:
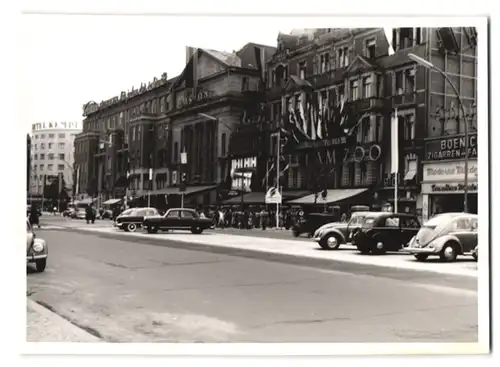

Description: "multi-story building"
27 134 31 191
29 121 82 195
75 43 275 209
75 73 176 202
419 27 478 220
232 27 477 219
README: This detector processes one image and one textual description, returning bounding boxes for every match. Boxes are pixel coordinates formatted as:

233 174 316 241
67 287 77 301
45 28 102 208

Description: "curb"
27 298 101 342
63 227 479 282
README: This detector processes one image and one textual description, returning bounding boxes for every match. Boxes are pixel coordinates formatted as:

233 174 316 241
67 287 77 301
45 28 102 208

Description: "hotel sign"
296 136 347 150
421 183 478 194
32 121 82 131
423 161 478 182
425 134 477 161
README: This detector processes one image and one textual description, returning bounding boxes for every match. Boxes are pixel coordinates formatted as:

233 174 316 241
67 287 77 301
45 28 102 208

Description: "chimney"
185 46 197 65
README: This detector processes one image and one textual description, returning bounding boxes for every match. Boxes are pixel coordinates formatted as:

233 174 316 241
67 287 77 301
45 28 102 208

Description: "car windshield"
363 217 376 227
348 215 366 227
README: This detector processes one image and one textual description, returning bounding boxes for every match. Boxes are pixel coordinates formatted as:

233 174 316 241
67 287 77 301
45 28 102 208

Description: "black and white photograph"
4 0 494 364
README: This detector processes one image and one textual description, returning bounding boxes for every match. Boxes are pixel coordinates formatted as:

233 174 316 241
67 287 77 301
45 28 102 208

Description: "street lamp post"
408 53 470 213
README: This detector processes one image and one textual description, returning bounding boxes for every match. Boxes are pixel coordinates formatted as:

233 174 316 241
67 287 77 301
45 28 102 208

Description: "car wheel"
35 259 46 272
147 225 158 234
191 226 203 234
126 223 137 232
440 242 458 262
320 233 341 250
371 240 386 255
414 254 428 262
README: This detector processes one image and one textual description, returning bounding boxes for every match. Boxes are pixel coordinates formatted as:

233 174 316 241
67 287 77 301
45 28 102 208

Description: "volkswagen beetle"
313 212 379 250
26 219 48 272
406 212 478 262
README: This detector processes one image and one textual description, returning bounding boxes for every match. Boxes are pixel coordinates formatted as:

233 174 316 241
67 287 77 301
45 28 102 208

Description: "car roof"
169 208 195 211
365 212 417 218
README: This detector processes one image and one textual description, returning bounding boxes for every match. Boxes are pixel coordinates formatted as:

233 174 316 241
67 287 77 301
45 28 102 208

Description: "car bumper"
27 254 48 262
406 246 439 254
313 237 321 242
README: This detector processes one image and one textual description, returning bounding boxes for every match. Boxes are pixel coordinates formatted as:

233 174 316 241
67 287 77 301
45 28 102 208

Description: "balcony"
306 67 346 89
346 97 386 112
391 92 416 107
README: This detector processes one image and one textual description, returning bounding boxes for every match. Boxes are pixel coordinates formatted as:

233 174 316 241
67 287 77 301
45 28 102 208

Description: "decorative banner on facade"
230 156 257 192
425 134 477 161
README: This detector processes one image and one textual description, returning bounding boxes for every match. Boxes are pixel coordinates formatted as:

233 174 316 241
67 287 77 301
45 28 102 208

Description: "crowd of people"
199 207 299 230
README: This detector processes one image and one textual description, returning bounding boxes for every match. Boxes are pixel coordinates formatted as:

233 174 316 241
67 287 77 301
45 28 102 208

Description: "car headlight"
33 242 44 252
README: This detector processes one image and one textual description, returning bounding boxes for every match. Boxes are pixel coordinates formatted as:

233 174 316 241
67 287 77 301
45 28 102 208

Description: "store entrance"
430 193 478 215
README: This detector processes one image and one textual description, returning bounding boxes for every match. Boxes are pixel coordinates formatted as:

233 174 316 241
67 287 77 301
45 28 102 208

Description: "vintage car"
292 213 338 238
143 208 213 234
406 212 478 262
114 207 159 232
352 212 421 254
26 219 48 272
313 211 382 250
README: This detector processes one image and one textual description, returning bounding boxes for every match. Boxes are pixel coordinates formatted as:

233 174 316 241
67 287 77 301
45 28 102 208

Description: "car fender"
321 228 347 243
429 234 463 253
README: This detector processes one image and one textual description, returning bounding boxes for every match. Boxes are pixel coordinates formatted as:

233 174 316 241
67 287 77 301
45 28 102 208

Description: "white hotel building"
29 121 82 195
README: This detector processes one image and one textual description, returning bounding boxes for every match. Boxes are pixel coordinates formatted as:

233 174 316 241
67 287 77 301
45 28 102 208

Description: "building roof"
203 48 241 67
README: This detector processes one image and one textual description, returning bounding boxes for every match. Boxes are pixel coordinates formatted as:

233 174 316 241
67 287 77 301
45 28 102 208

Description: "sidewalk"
74 226 479 278
26 299 101 342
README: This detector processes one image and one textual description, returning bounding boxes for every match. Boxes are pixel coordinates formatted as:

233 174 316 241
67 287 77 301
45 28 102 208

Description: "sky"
18 14 288 133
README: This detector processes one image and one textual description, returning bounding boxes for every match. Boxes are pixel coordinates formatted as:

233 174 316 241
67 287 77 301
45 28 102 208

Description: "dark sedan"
114 207 159 232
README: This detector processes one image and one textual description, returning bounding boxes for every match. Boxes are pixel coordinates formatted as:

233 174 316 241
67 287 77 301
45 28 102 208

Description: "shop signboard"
425 133 477 161
423 160 478 182
421 183 479 194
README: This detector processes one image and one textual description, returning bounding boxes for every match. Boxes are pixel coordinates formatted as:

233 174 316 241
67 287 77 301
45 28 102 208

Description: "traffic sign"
265 187 282 204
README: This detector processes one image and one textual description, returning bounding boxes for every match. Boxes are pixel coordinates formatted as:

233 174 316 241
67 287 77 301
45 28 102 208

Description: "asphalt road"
27 229 478 343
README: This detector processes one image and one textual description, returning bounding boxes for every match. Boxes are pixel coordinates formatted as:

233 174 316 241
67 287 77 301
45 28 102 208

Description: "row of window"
32 153 66 161
32 133 74 140
32 142 66 150
31 164 66 173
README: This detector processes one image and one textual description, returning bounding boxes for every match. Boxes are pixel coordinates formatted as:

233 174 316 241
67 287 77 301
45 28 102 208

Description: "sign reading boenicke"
425 133 477 161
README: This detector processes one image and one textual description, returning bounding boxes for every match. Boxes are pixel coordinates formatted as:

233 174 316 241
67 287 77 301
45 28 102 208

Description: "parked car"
472 245 478 262
115 207 159 232
26 219 48 272
313 211 381 250
406 212 478 262
292 213 338 238
353 212 421 254
143 208 213 234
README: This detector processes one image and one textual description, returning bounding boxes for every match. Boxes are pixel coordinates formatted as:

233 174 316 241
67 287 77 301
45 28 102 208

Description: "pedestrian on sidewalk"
260 208 268 230
29 205 41 228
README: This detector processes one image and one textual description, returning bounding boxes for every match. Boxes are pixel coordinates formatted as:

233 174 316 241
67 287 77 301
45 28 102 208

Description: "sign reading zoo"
425 134 477 161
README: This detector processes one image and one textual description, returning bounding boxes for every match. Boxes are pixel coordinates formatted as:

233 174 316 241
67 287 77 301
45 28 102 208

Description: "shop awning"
287 188 368 205
103 198 122 205
148 185 217 196
404 169 417 181
222 192 265 205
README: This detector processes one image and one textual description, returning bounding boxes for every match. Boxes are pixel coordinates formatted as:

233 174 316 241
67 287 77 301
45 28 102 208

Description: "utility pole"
180 149 187 208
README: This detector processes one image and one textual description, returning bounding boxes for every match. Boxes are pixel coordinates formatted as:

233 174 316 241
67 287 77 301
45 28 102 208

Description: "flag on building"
384 28 395 56
391 108 399 174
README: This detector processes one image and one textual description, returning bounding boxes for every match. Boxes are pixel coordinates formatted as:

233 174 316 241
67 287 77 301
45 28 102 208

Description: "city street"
27 228 478 343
